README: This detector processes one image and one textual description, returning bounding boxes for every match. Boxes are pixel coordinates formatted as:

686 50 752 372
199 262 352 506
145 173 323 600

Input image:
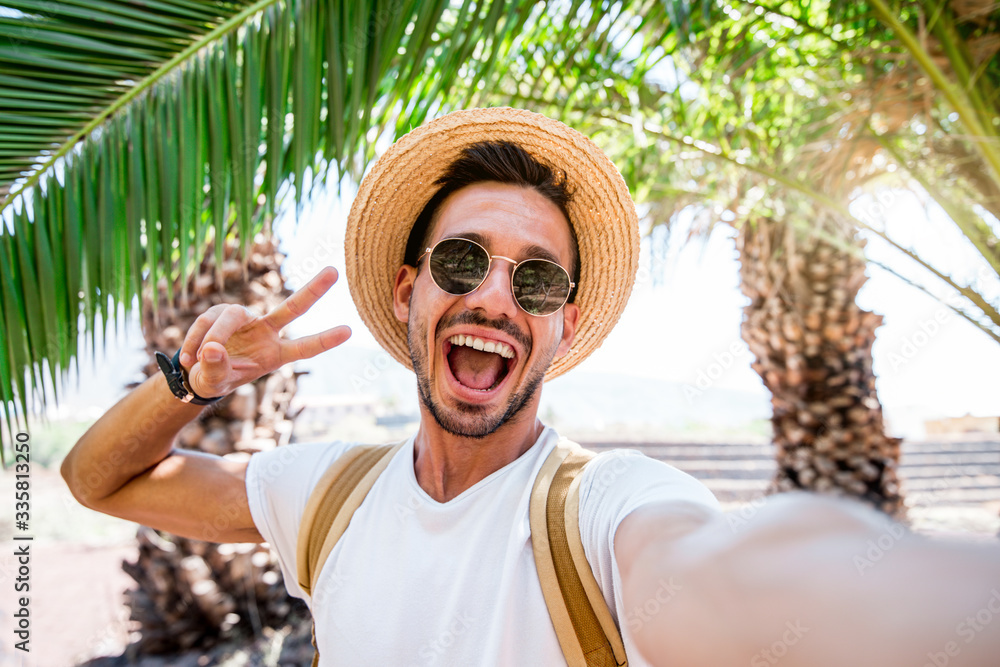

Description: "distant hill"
540 371 772 437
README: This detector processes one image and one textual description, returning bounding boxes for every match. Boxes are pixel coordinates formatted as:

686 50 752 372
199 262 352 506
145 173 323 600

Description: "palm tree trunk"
737 214 905 517
122 237 308 653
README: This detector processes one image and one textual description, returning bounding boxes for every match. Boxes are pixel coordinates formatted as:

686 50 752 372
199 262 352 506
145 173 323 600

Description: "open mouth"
444 334 517 394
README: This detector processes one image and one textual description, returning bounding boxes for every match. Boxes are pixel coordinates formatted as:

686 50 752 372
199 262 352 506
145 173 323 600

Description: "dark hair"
403 141 580 300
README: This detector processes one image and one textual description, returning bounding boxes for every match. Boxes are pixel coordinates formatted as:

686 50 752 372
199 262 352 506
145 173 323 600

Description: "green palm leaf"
480 0 1000 347
0 0 554 457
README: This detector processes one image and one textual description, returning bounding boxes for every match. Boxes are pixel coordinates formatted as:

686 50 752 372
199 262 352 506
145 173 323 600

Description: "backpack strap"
530 440 628 667
295 439 627 667
296 442 403 667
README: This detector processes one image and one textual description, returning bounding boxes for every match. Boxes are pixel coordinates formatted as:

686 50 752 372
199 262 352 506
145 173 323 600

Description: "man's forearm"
622 494 1000 667
61 373 205 506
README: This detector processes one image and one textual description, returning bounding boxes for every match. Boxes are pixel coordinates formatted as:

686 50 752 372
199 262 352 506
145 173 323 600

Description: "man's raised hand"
178 267 351 398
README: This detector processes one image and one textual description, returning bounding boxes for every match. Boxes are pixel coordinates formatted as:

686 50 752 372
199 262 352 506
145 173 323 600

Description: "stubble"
408 311 557 439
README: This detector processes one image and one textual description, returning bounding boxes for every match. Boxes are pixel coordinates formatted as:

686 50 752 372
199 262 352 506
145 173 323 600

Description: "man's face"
392 182 580 439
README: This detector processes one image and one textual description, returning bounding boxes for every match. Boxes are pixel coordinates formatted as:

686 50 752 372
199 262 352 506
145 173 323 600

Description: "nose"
463 256 519 319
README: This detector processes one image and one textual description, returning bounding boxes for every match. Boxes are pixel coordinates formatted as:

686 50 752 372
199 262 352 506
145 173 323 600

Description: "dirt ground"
0 541 136 666
0 465 136 667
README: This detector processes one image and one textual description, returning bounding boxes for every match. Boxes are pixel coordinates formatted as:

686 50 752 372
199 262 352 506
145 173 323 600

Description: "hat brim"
345 107 639 381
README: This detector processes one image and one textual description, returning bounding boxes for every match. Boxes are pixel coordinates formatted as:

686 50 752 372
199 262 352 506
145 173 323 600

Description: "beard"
409 310 557 439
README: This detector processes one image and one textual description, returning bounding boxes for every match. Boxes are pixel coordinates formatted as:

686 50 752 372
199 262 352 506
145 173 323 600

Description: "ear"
393 265 417 323
554 302 580 358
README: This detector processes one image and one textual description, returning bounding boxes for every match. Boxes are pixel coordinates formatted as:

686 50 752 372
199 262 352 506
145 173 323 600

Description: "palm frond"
0 0 539 454
487 0 1000 349
0 0 261 201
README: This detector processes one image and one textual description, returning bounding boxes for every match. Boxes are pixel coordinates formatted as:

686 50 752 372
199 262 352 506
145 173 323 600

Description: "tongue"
450 346 505 390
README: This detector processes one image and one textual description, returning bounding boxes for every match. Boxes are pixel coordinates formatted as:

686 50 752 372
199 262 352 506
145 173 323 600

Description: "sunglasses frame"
418 237 576 317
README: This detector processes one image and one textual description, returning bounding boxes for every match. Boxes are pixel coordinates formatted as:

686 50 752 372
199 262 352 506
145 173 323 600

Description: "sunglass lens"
429 239 489 295
512 260 571 315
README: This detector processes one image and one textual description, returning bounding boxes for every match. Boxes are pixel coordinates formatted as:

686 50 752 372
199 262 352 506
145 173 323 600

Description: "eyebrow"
450 231 564 266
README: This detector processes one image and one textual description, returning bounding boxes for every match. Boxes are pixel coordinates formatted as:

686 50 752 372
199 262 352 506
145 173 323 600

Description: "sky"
37 172 1000 440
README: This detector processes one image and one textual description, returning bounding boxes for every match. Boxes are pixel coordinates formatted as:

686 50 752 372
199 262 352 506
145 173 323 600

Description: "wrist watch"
155 349 223 405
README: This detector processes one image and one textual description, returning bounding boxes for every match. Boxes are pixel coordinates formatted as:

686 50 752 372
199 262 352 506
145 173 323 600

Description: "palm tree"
677 1 997 512
121 237 309 652
738 210 903 515
463 0 998 512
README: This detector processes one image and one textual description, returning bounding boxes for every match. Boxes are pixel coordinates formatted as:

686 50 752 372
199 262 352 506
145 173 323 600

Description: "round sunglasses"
418 237 575 317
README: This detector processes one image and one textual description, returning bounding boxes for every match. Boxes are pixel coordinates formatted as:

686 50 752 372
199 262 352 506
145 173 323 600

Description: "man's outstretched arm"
617 493 1000 667
61 267 350 543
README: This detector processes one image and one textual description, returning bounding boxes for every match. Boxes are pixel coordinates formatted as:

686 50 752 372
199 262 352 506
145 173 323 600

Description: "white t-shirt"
245 426 720 666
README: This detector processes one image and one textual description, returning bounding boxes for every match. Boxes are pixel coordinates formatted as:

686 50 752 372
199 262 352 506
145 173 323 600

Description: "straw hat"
345 107 639 380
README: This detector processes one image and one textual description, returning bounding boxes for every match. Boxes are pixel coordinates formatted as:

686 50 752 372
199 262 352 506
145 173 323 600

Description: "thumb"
191 342 230 395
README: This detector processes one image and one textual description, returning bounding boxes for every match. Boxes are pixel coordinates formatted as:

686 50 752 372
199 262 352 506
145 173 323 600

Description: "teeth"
448 335 515 359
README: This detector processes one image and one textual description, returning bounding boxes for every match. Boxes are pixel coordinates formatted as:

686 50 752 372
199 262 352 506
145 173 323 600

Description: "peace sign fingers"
281 324 353 363
265 266 340 331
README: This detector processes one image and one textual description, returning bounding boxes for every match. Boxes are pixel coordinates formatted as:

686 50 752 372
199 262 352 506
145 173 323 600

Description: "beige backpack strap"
295 442 403 667
530 441 628 667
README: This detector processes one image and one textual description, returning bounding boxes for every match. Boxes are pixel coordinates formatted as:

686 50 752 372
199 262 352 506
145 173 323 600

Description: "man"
63 108 1000 666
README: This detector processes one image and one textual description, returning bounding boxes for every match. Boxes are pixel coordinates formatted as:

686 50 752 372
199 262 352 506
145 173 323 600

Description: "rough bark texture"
123 238 308 653
737 215 905 517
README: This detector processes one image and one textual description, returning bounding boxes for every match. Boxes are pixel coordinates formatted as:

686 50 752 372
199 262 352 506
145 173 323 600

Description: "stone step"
588 442 998 462
666 460 776 472
901 476 1000 492
585 443 775 459
698 479 1000 505
652 458 1000 479
904 446 1000 456
900 464 1000 478
584 439 1000 504
900 453 1000 466
902 439 1000 453
902 487 1000 505
692 474 1000 492
667 461 999 475
700 479 769 493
